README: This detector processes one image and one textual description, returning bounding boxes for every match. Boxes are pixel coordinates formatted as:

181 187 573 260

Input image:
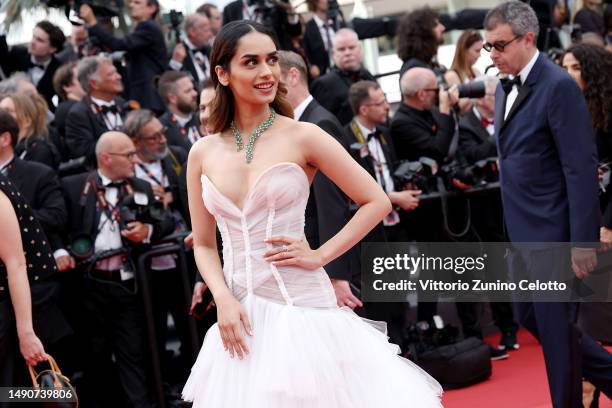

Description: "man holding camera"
59 131 174 407
391 67 459 163
222 0 301 51
169 13 214 89
79 0 167 114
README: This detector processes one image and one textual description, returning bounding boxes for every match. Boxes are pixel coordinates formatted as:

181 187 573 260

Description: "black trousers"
509 248 612 407
83 277 153 408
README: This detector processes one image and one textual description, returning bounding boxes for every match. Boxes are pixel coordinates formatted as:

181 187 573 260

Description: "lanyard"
137 162 168 189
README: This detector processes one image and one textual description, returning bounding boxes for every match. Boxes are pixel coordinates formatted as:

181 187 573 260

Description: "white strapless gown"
182 162 443 407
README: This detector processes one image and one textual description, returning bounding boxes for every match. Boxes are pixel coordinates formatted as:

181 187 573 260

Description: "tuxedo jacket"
88 20 168 113
0 37 61 111
299 98 356 281
495 53 600 243
458 110 498 165
310 67 376 125
64 96 127 164
344 121 397 243
60 172 175 252
222 0 302 50
5 157 67 250
159 112 200 153
389 103 455 163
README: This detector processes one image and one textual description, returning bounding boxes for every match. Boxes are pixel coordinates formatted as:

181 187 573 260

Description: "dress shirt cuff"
53 248 70 259
169 59 183 71
144 224 154 244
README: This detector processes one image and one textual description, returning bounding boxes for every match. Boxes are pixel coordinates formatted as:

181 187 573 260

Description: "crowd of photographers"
0 0 611 406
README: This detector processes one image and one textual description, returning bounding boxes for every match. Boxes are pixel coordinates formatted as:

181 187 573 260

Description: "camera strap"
92 177 134 232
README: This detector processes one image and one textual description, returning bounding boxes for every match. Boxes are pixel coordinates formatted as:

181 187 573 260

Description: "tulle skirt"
183 294 443 407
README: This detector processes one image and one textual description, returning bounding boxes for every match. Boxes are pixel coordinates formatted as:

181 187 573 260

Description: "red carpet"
442 330 612 407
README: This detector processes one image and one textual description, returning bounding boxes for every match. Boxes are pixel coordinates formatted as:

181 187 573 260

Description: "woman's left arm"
265 123 391 269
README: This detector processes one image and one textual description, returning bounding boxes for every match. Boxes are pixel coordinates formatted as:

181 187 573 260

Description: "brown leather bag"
28 355 78 407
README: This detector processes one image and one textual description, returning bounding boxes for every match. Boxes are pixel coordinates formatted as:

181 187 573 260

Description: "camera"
116 194 166 232
440 158 499 187
393 157 439 193
455 81 486 99
162 9 184 42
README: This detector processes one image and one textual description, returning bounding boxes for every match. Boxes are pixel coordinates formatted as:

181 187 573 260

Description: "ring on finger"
282 244 289 252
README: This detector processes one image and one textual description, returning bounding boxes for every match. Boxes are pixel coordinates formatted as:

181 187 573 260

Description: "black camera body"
393 158 439 193
116 193 165 232
440 158 499 187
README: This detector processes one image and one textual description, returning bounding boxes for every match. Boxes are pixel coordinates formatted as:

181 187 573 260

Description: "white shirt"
174 112 200 144
90 96 123 130
28 56 51 87
504 50 539 120
472 106 495 137
94 171 132 279
294 95 314 121
355 119 395 194
135 161 176 271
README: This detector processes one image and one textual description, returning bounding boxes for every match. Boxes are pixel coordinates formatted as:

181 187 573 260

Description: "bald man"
310 28 377 125
58 131 174 407
390 67 458 163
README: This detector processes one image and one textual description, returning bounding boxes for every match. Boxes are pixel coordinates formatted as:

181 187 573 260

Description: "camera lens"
457 81 486 99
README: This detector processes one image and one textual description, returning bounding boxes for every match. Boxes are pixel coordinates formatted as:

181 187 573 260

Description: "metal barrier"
136 232 200 408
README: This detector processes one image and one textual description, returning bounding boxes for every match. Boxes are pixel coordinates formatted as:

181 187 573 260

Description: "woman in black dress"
0 174 53 384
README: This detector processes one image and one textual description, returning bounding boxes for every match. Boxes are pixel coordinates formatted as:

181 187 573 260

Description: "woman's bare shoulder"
275 115 326 141
189 133 224 158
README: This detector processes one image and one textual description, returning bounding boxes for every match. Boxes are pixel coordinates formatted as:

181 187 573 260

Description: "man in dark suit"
484 2 612 405
345 80 422 347
0 21 65 111
169 13 213 90
123 109 192 381
457 76 519 354
65 55 127 166
222 0 301 51
279 50 361 309
157 71 200 153
59 131 174 407
310 28 377 125
79 0 168 113
390 67 459 163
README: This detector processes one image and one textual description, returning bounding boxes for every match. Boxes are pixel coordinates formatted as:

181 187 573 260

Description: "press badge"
133 191 148 206
360 145 370 159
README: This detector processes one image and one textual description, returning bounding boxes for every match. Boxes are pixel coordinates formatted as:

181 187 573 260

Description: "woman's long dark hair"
208 20 293 133
396 7 440 64
565 43 612 132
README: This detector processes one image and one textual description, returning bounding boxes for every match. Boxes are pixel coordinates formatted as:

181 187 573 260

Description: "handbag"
28 355 78 407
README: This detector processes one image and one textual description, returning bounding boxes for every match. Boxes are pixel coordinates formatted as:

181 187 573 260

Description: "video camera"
161 9 184 43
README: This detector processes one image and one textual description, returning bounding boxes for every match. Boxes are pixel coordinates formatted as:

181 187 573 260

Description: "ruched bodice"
200 162 338 308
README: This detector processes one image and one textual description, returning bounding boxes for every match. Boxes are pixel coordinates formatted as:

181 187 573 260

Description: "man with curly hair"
396 7 446 80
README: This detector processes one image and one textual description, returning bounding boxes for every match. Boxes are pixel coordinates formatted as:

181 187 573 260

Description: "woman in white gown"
183 20 443 407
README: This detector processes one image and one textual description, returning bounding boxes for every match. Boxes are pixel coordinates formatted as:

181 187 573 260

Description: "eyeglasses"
141 126 168 143
107 151 138 159
483 35 522 52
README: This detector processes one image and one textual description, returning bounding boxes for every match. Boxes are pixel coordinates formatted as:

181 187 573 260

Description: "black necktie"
501 76 522 94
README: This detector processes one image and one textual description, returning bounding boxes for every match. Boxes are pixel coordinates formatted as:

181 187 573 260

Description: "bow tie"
102 180 125 190
28 60 46 70
481 117 494 128
501 76 522 94
99 104 119 115
367 131 379 142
